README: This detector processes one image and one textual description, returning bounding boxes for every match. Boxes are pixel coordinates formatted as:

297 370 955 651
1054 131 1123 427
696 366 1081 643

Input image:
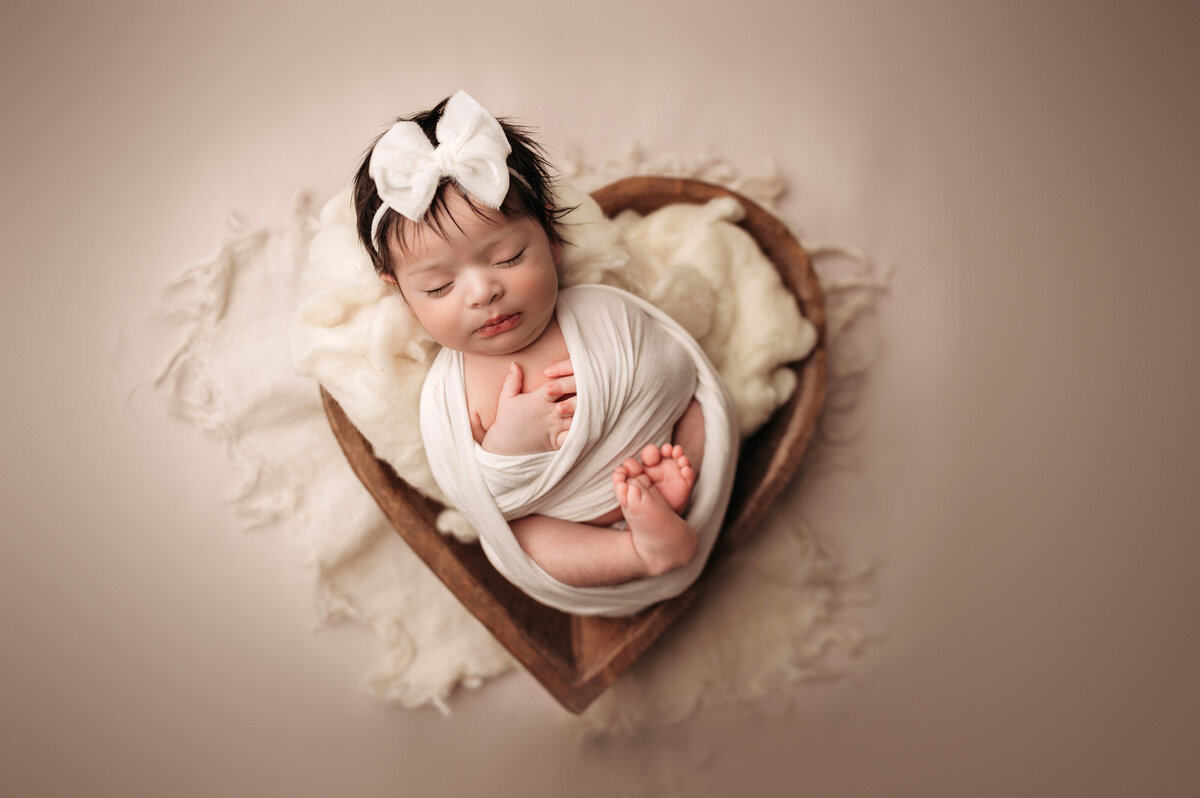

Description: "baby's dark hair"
352 96 570 282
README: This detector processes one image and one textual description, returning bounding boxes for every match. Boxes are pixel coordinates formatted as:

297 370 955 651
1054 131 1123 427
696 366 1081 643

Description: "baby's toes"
625 479 643 508
620 457 644 478
613 473 629 505
640 444 662 467
680 464 696 487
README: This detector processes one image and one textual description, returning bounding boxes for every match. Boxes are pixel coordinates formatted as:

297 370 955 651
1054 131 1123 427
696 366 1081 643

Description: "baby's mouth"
476 313 521 337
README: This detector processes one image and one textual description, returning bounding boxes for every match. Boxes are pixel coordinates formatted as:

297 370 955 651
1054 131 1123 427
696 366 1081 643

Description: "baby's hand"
476 362 577 454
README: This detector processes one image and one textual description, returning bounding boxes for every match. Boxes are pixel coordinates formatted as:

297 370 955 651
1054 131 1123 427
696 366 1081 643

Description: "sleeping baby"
351 91 738 616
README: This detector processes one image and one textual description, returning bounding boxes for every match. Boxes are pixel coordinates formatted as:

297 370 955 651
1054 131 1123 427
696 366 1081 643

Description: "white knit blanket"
140 151 886 734
422 285 739 616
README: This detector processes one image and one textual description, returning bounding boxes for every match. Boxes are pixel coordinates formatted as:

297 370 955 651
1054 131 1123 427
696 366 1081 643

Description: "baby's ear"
551 238 563 266
379 270 410 305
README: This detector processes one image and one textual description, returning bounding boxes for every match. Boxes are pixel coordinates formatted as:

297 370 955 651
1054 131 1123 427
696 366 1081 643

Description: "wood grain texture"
320 177 826 713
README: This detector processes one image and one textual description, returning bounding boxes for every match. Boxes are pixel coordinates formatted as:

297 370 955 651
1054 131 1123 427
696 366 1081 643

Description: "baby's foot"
611 471 698 577
623 443 696 515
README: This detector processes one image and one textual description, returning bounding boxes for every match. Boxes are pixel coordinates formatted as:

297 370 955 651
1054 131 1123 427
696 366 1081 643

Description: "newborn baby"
351 91 738 615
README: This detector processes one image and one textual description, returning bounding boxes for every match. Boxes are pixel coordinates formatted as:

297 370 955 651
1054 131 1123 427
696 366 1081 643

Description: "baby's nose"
466 270 502 306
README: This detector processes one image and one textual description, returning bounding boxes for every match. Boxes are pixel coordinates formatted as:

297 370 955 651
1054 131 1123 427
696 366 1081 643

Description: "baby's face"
389 187 561 358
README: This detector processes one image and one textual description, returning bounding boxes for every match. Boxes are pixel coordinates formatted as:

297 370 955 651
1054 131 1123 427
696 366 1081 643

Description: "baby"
352 91 735 608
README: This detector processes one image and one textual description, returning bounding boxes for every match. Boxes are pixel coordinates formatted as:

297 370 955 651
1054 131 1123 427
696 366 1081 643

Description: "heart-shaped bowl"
321 176 826 713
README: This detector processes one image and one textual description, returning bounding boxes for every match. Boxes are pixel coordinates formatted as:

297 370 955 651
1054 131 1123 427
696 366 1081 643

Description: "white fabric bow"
369 90 512 243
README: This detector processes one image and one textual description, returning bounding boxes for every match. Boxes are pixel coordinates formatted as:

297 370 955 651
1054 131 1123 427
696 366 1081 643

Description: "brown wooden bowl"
320 176 826 713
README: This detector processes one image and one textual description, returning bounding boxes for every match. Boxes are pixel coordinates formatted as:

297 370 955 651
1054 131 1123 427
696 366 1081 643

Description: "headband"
368 90 512 248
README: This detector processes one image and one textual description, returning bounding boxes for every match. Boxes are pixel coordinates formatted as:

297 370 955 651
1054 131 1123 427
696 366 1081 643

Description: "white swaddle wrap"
421 284 739 616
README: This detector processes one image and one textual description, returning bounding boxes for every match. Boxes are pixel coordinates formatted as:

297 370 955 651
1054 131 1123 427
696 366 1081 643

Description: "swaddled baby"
352 91 737 616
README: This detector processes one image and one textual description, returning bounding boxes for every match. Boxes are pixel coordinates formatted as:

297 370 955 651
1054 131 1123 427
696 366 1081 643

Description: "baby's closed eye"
496 248 526 267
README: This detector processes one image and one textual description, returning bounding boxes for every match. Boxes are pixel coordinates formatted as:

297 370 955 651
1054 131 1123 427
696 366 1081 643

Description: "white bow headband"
368 90 512 248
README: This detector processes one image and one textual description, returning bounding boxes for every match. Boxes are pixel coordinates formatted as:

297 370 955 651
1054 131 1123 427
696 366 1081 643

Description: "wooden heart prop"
320 177 826 713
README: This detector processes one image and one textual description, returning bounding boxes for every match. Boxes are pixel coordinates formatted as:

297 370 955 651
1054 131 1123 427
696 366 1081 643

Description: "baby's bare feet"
625 443 696 515
611 471 698 577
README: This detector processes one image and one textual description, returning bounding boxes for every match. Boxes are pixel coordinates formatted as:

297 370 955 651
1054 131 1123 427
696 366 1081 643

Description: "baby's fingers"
552 400 574 450
500 362 524 399
543 374 576 398
543 358 573 379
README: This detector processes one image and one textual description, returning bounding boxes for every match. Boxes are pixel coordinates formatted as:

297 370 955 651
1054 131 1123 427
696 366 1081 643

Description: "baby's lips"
475 312 521 335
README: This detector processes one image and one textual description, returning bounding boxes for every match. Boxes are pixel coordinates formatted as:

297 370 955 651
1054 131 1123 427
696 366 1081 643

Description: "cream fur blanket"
143 151 885 733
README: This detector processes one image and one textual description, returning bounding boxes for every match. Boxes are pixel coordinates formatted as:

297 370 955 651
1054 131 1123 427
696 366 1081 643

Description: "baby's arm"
473 360 576 454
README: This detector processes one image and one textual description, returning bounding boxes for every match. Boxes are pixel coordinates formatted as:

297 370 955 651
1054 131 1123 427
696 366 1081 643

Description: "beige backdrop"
3 1 1199 796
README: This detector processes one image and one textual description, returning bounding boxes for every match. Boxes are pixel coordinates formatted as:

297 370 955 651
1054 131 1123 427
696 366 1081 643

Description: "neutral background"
3 1 1198 795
